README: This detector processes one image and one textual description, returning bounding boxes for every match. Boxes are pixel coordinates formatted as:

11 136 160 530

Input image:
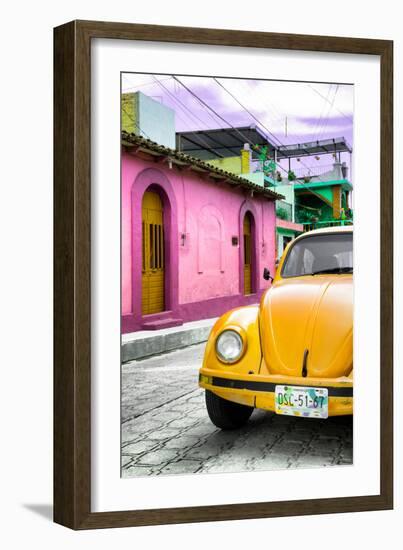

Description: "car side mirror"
263 267 273 282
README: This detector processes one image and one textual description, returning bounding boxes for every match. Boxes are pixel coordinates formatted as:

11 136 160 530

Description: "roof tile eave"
121 132 283 201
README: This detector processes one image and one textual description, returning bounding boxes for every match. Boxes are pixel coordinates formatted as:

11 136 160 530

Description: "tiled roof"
122 131 284 201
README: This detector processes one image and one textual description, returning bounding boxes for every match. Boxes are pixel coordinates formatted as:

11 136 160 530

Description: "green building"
293 163 353 230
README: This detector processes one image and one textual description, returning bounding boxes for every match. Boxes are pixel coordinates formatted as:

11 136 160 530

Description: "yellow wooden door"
142 191 165 315
243 214 252 295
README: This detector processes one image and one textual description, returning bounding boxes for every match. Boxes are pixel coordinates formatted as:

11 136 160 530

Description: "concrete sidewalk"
121 317 218 363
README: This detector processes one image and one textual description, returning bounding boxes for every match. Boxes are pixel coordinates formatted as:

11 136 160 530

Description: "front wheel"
205 390 254 430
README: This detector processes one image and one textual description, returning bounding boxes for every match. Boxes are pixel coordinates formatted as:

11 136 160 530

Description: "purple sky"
122 73 353 174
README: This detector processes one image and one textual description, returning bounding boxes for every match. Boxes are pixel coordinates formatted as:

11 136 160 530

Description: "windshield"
281 232 353 278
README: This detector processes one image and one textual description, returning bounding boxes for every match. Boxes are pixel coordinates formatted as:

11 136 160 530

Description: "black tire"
205 390 254 430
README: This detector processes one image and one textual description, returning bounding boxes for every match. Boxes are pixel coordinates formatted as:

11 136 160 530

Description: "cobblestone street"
121 343 353 477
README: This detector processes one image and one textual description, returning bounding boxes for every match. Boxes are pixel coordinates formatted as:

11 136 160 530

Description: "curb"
122 318 217 362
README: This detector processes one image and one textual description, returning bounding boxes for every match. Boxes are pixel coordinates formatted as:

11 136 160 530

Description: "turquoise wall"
122 92 176 149
138 92 176 149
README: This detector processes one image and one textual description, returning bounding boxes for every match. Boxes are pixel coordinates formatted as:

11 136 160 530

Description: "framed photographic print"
54 20 393 529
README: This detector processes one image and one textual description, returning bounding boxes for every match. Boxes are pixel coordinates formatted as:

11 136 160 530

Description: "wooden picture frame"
54 20 393 529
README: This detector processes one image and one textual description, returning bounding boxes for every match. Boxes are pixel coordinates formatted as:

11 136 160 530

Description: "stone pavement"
121 343 353 477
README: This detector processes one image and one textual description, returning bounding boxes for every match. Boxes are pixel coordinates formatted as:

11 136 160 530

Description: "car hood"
259 275 353 378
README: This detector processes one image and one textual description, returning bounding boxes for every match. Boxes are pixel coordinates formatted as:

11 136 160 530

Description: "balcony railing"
276 163 337 181
302 219 353 232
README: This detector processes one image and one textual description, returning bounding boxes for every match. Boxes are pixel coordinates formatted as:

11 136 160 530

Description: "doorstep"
140 317 183 330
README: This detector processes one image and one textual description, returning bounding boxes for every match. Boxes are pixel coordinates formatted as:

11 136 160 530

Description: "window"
282 232 353 278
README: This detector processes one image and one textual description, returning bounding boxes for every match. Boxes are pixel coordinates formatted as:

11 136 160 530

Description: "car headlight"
215 330 244 363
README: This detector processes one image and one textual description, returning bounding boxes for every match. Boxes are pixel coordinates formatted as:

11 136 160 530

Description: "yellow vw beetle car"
199 226 353 429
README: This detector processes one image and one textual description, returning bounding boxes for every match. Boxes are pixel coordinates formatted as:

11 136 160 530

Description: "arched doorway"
141 190 165 315
243 212 253 295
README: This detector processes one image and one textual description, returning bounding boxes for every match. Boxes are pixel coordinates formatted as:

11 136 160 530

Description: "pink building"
121 133 282 334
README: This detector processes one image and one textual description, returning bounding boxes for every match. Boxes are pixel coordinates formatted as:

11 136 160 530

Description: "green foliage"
253 144 269 162
287 170 296 181
263 159 276 174
295 206 319 223
276 207 289 220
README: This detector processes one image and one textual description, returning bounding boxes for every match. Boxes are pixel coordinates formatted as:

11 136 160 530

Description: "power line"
314 85 336 140
122 87 227 160
312 84 333 142
178 75 316 178
152 76 234 158
172 76 290 178
123 75 344 190
221 78 313 172
123 79 237 159
121 104 152 141
317 85 339 140
213 77 284 148
242 79 314 149
170 77 227 129
172 76 259 149
121 75 173 92
308 83 353 123
153 76 209 129
123 78 203 135
229 80 342 188
240 79 345 176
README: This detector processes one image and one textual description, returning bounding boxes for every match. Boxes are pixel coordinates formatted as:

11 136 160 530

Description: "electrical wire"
121 104 152 141
152 76 234 157
311 84 333 142
123 75 350 191
307 83 353 123
317 85 339 140
172 76 259 149
212 77 284 148
173 76 287 175
121 75 174 92
241 79 314 147
227 78 314 172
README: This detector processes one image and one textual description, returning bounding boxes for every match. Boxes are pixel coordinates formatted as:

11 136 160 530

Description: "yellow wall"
121 93 138 134
207 156 242 174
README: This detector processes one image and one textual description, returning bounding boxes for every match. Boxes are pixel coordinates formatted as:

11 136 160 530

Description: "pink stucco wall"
121 149 276 331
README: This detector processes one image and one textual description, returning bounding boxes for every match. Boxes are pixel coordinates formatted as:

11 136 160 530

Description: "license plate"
275 385 328 419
